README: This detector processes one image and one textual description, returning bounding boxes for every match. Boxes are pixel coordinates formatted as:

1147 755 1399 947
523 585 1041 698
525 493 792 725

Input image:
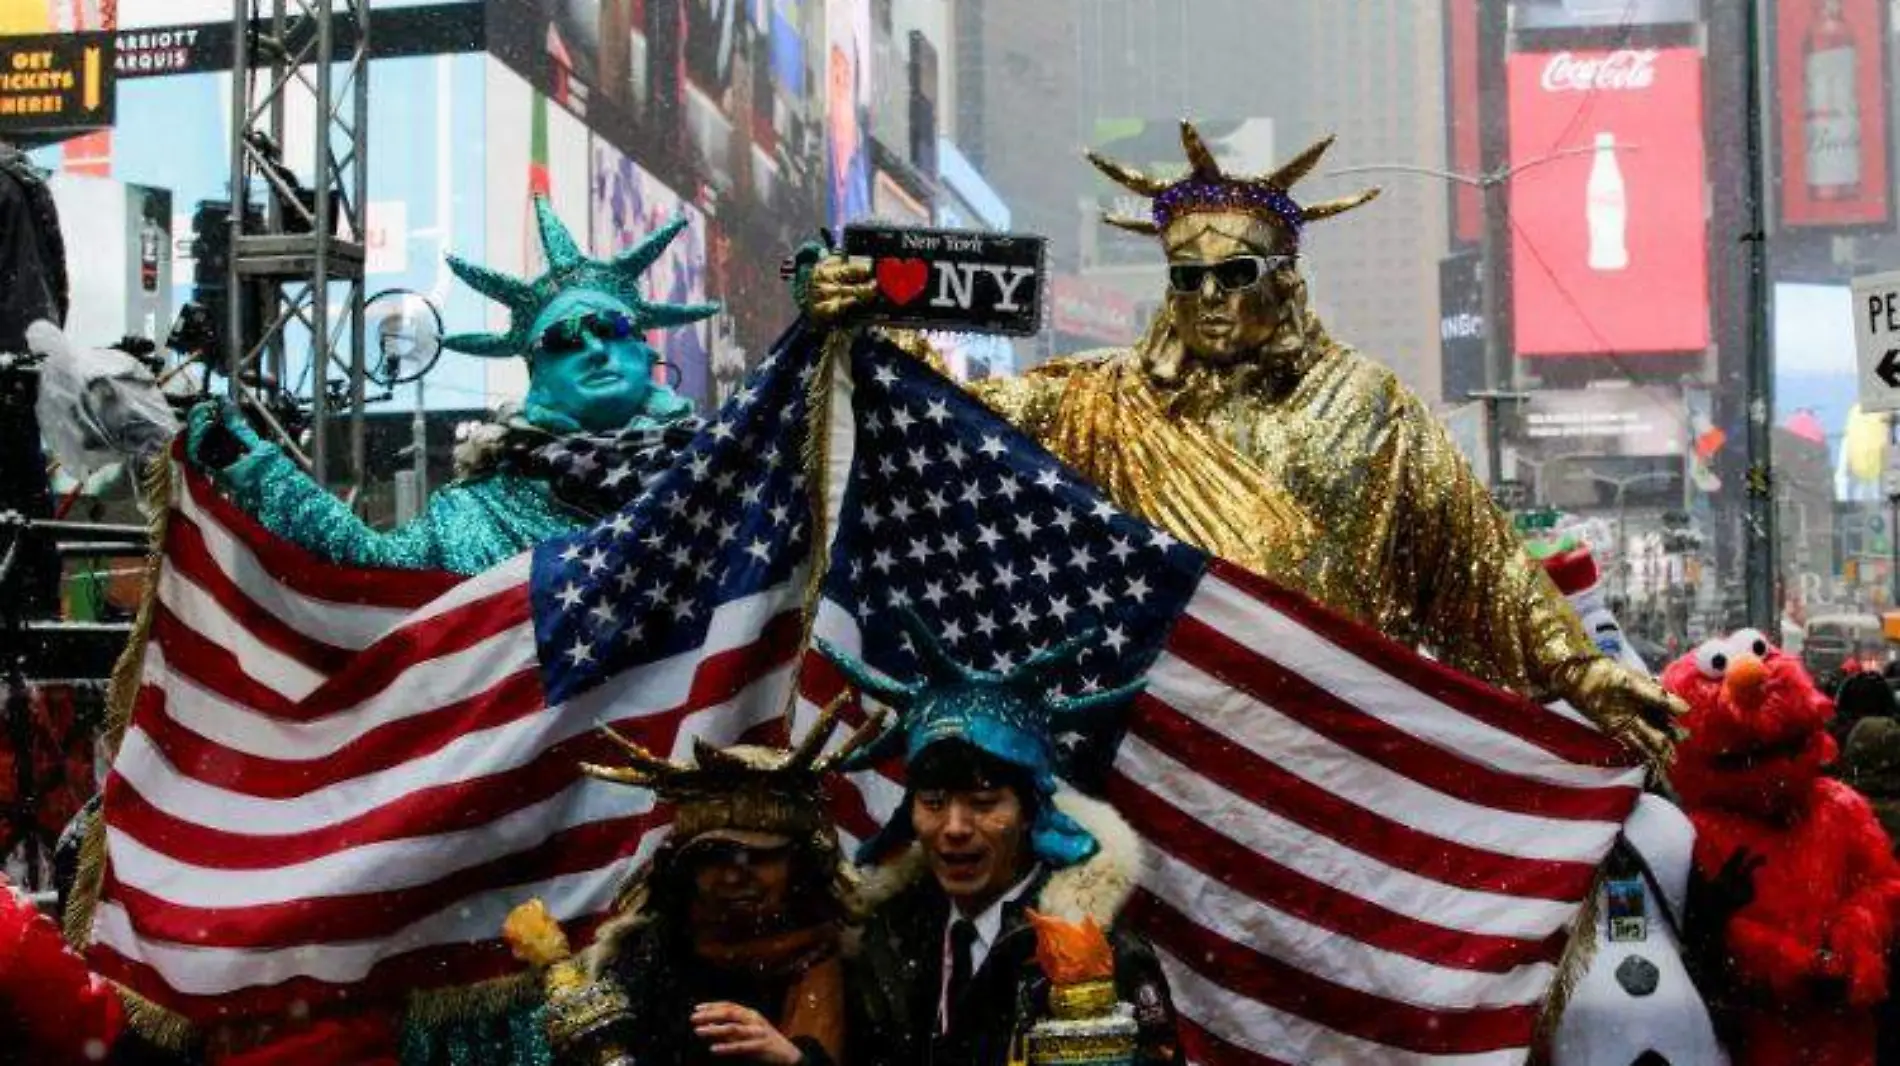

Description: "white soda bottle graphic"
1586 132 1629 272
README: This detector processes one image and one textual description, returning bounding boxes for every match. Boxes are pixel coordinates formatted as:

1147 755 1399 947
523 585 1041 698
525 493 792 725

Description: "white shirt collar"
949 867 1040 971
938 867 1042 1033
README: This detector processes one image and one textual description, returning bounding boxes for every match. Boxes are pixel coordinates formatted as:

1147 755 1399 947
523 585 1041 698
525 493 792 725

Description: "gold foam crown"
1087 120 1380 242
579 694 886 845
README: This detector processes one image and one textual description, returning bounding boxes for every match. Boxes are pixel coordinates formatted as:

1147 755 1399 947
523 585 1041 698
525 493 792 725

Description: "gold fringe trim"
64 449 169 946
403 971 539 1028
778 326 853 725
62 452 201 1050
119 982 198 1052
1529 863 1607 1063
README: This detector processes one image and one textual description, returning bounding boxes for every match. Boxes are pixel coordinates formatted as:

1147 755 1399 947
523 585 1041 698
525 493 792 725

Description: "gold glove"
504 899 635 1065
806 255 878 325
1549 656 1686 768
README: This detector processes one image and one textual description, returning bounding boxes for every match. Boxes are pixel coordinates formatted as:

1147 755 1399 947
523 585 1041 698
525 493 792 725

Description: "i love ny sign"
842 224 1046 336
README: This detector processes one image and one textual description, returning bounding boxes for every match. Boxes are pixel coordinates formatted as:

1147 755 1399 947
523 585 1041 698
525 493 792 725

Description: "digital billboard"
485 0 822 368
825 0 871 226
1517 386 1689 510
1510 0 1697 30
1507 47 1709 357
590 136 714 406
1773 0 1892 229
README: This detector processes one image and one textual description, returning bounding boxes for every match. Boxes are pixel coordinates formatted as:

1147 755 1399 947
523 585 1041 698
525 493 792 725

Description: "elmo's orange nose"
1725 654 1768 706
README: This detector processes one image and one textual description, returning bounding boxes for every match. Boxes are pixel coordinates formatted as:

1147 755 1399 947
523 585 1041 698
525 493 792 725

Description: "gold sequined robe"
963 315 1598 698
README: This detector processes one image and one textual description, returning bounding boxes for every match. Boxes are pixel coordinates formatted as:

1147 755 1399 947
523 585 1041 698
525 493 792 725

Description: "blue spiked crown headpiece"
441 196 722 359
816 609 1143 868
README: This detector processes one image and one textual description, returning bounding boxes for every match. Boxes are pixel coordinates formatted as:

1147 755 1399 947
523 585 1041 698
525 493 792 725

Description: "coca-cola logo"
1540 49 1659 93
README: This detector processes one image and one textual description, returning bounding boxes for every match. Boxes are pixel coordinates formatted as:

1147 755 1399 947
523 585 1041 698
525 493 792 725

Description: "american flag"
792 337 1648 1065
88 321 1643 1066
85 325 825 1023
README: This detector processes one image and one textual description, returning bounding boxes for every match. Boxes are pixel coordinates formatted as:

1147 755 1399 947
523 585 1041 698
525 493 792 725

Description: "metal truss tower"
226 0 369 490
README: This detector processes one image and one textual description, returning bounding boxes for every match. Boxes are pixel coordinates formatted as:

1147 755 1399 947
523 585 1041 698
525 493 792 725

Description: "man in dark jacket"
0 141 66 354
822 613 1181 1066
0 140 67 620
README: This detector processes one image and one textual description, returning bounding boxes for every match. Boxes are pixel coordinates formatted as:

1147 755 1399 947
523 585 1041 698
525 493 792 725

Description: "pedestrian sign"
1853 269 1900 413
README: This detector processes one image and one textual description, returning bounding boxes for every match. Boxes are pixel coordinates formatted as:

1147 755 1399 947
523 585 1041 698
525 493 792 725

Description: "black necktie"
945 919 977 1033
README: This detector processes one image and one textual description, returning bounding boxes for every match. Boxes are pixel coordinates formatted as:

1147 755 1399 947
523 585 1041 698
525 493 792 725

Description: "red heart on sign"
876 257 930 307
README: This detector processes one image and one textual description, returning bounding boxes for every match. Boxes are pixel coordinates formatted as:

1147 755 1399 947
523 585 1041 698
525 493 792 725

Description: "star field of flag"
530 325 818 706
819 341 1208 766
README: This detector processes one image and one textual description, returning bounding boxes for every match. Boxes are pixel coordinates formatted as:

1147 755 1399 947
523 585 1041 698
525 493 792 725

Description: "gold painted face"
1161 214 1301 366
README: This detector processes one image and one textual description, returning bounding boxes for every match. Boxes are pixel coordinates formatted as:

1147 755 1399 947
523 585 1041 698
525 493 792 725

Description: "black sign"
114 26 210 78
0 32 115 134
1510 0 1697 30
1439 251 1487 402
111 7 485 82
842 225 1046 336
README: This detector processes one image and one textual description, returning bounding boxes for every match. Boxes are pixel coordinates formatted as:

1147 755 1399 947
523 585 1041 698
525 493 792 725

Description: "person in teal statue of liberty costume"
185 196 719 576
162 201 718 1065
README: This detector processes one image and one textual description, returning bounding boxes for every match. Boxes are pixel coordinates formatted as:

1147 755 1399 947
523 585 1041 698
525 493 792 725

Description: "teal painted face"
523 290 673 433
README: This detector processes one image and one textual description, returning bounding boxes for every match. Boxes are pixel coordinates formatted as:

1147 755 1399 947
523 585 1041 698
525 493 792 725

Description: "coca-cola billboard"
1774 0 1891 229
1507 47 1709 358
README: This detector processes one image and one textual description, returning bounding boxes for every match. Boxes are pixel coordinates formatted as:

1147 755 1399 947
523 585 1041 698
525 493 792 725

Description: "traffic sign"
1852 269 1900 412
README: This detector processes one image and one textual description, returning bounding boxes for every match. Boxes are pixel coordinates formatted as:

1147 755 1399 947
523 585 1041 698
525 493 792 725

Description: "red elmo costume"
1663 629 1900 1066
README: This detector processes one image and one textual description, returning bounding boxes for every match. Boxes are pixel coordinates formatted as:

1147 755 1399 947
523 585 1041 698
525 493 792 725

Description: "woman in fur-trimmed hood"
520 699 883 1066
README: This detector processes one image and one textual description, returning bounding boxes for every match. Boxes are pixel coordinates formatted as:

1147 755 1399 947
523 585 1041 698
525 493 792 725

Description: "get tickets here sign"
842 225 1046 336
0 32 115 134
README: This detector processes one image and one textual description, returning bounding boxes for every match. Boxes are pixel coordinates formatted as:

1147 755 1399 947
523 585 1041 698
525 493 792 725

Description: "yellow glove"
805 255 878 325
1550 656 1686 768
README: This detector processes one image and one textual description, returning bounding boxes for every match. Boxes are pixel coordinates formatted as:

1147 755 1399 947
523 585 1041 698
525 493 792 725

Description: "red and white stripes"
1113 561 1642 1065
88 463 805 1023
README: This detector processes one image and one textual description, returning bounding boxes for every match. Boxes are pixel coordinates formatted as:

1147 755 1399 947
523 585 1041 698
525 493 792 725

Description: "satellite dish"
366 288 444 386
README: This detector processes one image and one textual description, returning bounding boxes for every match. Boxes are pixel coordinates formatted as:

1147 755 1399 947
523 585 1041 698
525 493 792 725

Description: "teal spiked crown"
441 197 722 358
817 609 1143 868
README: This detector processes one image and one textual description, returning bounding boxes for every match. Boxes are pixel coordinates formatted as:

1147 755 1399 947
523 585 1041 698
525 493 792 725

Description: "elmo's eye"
1693 641 1729 679
1730 628 1772 659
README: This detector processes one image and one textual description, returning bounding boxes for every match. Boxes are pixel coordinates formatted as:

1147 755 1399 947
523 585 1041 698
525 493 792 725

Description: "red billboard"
1443 0 1483 246
1774 0 1891 229
1507 47 1709 358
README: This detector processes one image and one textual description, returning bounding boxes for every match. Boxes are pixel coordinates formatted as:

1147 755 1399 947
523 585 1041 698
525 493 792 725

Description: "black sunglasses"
1167 254 1294 295
537 309 638 354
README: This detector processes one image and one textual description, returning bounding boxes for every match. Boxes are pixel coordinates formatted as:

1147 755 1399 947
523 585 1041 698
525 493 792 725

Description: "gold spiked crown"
579 695 886 849
1087 120 1380 245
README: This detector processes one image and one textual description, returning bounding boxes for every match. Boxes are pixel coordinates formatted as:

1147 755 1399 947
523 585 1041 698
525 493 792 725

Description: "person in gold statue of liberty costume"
804 121 1682 762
